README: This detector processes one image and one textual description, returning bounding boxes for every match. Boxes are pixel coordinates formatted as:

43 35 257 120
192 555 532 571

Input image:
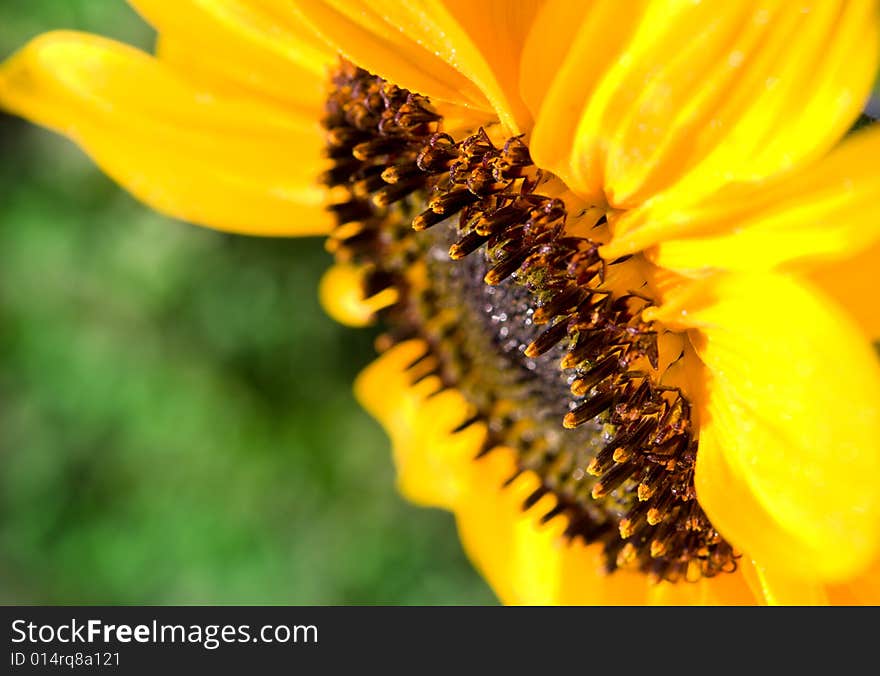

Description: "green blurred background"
0 1 495 604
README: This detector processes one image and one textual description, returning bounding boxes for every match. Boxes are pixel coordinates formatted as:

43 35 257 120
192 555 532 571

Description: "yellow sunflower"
2 0 879 605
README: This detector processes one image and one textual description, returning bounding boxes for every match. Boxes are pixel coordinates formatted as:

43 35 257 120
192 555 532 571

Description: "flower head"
2 0 879 604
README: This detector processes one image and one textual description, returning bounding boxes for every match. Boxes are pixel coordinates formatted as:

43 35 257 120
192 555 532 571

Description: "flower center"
322 60 737 582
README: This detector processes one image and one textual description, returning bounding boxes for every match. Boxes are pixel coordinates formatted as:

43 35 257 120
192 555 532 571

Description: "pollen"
321 60 737 583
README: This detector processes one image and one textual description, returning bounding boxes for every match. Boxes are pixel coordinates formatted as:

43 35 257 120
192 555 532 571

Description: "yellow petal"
131 0 334 112
750 560 829 605
531 0 878 212
646 571 757 606
0 31 330 235
453 448 650 605
697 566 762 605
809 240 880 341
828 558 880 605
354 344 637 604
354 340 485 509
526 0 648 204
290 0 528 130
318 264 398 327
519 0 596 124
641 124 880 270
416 0 542 132
650 272 880 581
455 448 759 605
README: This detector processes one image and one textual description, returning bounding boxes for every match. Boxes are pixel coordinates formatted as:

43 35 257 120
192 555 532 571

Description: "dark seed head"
321 59 737 583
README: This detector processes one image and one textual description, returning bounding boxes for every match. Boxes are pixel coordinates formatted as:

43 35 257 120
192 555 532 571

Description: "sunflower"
2 0 879 605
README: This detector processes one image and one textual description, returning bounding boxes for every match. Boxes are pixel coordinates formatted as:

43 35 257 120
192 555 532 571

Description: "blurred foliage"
0 1 494 604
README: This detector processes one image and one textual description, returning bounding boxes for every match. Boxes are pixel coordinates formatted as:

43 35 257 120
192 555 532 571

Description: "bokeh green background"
0 1 496 604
